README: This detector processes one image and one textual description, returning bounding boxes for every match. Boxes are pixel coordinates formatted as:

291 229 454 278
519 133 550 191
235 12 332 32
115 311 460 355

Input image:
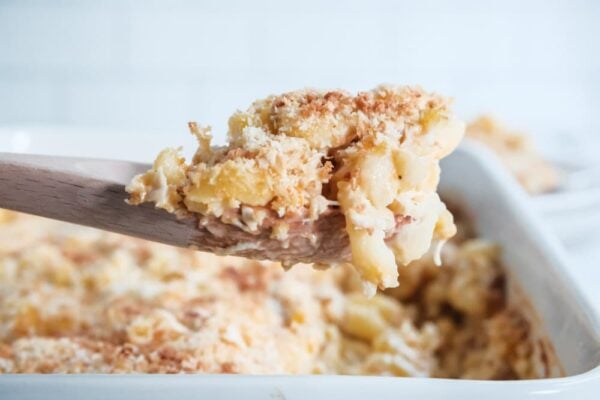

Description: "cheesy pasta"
127 85 464 295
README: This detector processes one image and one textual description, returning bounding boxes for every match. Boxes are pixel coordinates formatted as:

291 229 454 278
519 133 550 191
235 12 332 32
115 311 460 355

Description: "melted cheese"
127 85 465 293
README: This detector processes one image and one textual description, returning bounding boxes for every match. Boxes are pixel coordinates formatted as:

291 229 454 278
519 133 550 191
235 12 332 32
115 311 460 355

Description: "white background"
1 0 599 307
1 0 599 140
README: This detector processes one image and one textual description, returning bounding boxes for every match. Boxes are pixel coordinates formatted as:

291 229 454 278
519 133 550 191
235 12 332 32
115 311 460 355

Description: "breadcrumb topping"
0 209 561 378
127 85 465 294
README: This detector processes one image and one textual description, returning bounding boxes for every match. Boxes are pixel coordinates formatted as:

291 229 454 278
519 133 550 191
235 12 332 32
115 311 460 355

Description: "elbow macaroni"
0 210 562 378
127 85 465 293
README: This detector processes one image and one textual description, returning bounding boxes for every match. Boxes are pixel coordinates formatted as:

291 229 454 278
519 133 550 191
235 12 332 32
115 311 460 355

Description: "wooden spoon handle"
0 153 353 263
0 152 197 247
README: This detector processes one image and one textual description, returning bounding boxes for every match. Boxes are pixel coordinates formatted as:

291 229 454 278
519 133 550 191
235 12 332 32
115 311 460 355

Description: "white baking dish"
0 128 599 399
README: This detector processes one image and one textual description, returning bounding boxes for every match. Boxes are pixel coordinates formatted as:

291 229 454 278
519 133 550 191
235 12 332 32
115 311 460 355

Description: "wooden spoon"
0 152 354 264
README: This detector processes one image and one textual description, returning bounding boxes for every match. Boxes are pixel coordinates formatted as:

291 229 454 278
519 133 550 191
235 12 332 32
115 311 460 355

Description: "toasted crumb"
0 210 561 378
127 85 465 293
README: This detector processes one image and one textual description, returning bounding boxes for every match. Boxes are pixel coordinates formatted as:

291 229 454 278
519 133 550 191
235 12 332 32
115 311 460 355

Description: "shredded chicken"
127 85 464 294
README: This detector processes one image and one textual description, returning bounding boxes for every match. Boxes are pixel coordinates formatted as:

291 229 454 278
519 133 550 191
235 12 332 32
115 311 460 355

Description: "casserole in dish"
0 129 598 398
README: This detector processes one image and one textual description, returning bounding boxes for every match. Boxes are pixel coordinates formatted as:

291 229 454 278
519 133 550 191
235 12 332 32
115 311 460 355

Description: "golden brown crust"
127 85 465 294
0 210 561 378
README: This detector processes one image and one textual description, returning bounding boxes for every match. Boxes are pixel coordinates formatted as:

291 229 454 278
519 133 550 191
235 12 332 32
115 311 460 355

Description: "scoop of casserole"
127 85 464 295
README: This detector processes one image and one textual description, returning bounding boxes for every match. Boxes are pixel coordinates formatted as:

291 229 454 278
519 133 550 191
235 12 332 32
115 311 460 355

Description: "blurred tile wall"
0 0 598 142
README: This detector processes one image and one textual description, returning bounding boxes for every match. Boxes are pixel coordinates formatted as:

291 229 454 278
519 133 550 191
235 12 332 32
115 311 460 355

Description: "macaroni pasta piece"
0 209 562 378
127 85 465 294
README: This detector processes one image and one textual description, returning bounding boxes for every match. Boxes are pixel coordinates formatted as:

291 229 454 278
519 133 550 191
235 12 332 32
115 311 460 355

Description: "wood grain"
0 153 354 263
